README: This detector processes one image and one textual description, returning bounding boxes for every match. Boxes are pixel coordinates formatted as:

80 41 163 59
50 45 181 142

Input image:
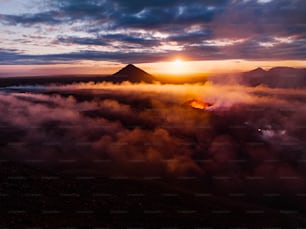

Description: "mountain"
268 67 304 76
247 67 266 77
111 64 154 83
0 65 155 87
242 67 306 88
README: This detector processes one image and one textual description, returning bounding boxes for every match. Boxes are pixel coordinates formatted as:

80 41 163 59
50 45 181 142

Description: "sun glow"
169 58 190 75
173 58 183 67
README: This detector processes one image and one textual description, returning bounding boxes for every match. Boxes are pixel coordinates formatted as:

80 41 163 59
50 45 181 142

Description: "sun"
173 58 183 67
170 58 186 74
159 57 192 75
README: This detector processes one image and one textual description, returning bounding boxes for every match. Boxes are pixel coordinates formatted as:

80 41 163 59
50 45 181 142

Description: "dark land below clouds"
1 160 306 227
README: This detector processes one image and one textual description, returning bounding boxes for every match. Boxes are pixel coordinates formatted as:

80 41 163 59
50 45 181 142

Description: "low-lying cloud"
1 82 306 194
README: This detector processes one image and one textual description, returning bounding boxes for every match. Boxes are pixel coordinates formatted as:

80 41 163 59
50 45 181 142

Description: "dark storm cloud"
0 50 175 65
103 34 161 46
112 0 227 13
0 0 305 64
113 4 218 30
0 49 28 63
56 36 109 46
168 30 212 44
0 11 62 26
57 34 161 47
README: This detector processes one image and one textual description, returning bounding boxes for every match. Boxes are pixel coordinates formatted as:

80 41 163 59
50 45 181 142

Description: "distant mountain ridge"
242 67 306 88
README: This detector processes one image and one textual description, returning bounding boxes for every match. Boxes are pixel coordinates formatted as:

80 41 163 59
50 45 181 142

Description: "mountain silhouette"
111 64 154 83
242 67 306 88
248 67 266 76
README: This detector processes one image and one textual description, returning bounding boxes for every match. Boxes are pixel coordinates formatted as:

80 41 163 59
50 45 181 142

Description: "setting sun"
168 58 190 75
173 59 183 67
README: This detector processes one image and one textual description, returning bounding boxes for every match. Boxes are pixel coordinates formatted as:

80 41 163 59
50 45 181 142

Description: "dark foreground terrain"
1 160 306 228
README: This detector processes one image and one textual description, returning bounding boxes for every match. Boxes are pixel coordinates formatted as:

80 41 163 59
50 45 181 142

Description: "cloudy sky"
0 0 305 76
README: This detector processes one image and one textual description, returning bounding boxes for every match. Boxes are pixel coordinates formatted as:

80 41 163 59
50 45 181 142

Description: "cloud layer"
0 0 305 64
1 82 306 194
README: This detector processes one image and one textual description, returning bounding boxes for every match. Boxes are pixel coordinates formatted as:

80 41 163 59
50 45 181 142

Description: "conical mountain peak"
112 64 154 83
251 67 266 73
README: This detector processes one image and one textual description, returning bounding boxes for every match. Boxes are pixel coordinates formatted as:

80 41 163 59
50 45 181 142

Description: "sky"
0 0 306 76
